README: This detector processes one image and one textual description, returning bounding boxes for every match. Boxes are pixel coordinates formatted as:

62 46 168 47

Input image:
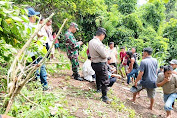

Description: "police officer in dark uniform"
89 28 111 103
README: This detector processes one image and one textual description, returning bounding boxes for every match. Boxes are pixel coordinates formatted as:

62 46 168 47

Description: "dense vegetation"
0 0 176 67
6 0 175 64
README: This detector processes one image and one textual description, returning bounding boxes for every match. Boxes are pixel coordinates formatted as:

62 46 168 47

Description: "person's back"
140 57 158 88
89 27 111 103
89 37 107 63
109 48 117 63
82 58 95 81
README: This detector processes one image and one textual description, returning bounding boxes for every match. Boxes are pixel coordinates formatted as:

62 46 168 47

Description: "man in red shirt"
119 46 128 77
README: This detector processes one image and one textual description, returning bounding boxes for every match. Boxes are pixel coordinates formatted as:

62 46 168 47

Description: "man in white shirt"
45 19 55 60
82 56 95 82
109 42 118 72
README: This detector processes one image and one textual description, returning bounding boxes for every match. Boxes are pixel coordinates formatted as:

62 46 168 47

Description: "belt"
91 62 106 64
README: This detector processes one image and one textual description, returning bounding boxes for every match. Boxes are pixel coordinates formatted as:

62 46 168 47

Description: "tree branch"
20 93 39 107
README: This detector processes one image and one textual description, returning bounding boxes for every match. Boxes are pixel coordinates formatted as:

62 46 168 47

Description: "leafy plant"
0 1 28 63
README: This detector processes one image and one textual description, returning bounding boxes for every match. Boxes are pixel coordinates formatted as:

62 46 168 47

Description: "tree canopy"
1 0 177 67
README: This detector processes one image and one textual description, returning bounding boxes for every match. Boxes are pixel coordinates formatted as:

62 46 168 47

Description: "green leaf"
11 16 23 22
0 26 3 31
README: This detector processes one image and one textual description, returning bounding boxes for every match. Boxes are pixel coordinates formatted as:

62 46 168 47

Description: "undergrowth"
0 81 75 118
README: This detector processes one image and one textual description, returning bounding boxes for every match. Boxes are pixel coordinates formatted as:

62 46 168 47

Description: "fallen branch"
8 13 54 89
3 13 54 113
3 18 68 114
38 18 68 66
20 93 39 107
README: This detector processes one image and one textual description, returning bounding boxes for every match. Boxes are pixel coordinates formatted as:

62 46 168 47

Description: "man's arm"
135 71 144 86
96 44 107 59
122 57 125 64
157 78 169 87
129 58 135 72
134 61 145 86
67 35 82 50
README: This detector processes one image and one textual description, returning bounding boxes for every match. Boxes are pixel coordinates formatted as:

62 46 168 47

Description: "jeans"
127 69 138 84
108 77 116 87
33 57 48 87
164 93 177 111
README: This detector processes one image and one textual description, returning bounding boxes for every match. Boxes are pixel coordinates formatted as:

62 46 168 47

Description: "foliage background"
9 0 176 65
1 0 177 70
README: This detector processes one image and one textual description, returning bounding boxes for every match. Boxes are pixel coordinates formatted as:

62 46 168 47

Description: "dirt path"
47 52 177 118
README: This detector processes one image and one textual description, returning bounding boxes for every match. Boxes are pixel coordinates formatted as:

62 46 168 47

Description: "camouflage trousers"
68 55 79 74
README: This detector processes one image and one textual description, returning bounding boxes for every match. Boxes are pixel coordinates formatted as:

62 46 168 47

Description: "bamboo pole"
20 93 39 107
3 18 68 114
8 13 54 90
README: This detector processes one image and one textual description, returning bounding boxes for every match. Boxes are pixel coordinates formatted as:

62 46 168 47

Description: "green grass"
1 82 75 118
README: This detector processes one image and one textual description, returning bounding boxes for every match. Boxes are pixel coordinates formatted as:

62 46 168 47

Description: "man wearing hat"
27 7 40 23
64 22 83 81
27 7 49 91
170 59 177 75
89 27 111 103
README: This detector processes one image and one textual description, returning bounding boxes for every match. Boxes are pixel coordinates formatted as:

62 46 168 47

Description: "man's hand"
157 76 171 87
164 77 170 83
78 41 83 45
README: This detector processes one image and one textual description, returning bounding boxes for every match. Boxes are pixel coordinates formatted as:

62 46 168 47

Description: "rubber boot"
73 73 83 81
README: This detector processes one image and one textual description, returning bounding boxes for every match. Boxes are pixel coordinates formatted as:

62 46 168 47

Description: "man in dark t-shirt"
131 47 158 110
132 47 137 60
126 51 139 84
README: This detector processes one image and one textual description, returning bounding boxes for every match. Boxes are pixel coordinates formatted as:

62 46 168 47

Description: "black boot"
73 73 83 81
101 85 111 103
101 96 111 104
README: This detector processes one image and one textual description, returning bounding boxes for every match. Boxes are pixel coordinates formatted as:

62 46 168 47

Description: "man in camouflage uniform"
65 22 83 81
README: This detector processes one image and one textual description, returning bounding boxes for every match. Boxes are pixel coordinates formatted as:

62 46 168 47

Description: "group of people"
3 7 174 118
65 23 177 117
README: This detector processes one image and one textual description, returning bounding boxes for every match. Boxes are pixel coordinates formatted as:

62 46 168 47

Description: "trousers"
91 62 110 97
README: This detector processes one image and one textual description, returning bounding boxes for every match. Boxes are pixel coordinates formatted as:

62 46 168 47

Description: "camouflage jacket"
64 31 80 58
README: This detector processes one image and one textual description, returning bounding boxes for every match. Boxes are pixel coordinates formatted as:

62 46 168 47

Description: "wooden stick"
38 19 68 66
20 93 39 107
4 14 55 113
4 17 67 115
8 13 54 85
20 19 68 87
